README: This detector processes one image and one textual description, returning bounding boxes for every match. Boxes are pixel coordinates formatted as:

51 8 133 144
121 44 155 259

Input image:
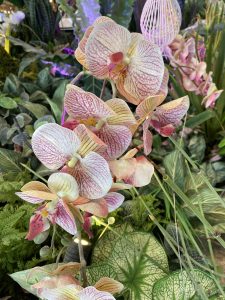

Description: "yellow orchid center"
79 117 98 127
67 153 82 168
40 209 49 218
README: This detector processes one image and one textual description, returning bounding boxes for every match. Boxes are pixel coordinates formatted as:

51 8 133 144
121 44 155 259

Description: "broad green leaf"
19 55 40 76
186 110 215 128
152 269 217 300
37 68 53 92
20 102 49 119
0 96 18 109
163 150 186 189
92 229 168 300
8 36 46 55
0 148 22 173
188 135 206 163
218 138 225 148
87 263 117 285
3 74 24 96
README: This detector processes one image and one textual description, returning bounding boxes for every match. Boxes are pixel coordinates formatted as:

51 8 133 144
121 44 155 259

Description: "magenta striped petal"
124 39 164 101
52 200 77 235
32 123 81 170
64 85 114 120
86 21 131 79
26 214 50 241
105 192 124 212
39 284 80 300
78 286 116 300
97 124 132 160
65 152 112 199
75 197 108 217
16 192 45 204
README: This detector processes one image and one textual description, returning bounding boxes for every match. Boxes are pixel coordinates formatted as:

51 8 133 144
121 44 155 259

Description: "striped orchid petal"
78 286 116 300
120 39 164 104
26 214 50 241
106 98 137 126
97 124 132 160
158 67 169 96
74 124 107 157
39 284 79 300
52 200 77 235
16 191 57 204
48 173 79 202
75 26 93 70
104 192 124 212
94 277 124 294
64 85 114 120
32 123 81 170
65 152 112 199
21 181 51 193
151 96 190 128
136 94 166 119
143 119 153 156
75 197 108 217
86 20 131 79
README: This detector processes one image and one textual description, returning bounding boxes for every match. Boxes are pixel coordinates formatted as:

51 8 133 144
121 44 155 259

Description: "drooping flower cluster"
168 35 223 108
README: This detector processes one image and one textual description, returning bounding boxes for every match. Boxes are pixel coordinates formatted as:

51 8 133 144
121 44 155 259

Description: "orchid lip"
67 153 82 168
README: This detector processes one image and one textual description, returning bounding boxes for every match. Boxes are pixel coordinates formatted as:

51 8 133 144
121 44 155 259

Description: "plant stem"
110 80 117 98
70 71 85 85
100 79 107 99
77 230 88 287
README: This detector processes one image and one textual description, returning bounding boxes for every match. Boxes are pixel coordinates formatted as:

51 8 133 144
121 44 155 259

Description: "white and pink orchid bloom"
31 123 112 199
136 95 190 155
109 149 154 187
16 173 79 240
64 85 136 160
75 16 165 105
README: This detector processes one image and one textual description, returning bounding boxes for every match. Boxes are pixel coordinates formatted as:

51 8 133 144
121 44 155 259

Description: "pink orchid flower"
109 149 154 187
16 173 80 240
31 123 112 199
75 17 164 105
64 85 136 160
202 83 223 109
136 95 190 155
32 272 123 300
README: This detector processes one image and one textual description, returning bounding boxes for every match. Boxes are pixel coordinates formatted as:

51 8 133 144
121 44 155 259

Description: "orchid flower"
31 123 112 199
64 85 137 160
32 271 123 300
75 17 165 105
16 173 79 240
109 149 154 187
136 95 190 155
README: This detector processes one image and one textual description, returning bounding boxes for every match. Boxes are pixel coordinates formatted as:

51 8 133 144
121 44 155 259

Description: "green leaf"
20 102 49 119
0 148 22 173
3 74 23 96
92 229 168 300
186 110 215 128
0 96 18 109
18 55 40 76
37 68 53 92
152 269 217 300
7 36 46 55
102 0 135 28
188 135 206 163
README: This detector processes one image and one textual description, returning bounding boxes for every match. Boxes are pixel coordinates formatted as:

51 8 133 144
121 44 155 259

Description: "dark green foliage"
0 46 19 84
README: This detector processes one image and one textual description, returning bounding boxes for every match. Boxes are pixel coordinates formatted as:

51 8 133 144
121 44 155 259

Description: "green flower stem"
77 229 88 287
100 79 107 99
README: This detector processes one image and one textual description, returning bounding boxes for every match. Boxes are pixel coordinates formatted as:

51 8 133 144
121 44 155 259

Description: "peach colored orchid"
31 123 112 199
75 16 165 105
109 149 154 187
64 85 137 160
16 173 79 240
136 95 190 155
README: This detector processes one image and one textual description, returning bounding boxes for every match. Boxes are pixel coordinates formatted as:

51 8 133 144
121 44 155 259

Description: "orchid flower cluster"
15 16 190 299
168 34 223 108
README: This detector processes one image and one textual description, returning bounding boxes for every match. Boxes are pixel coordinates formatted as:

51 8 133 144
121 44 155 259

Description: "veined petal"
75 197 108 217
86 21 131 79
32 123 81 170
126 156 154 187
39 284 79 300
16 191 57 203
21 181 50 193
136 94 166 119
64 85 114 120
157 67 169 96
26 214 50 241
52 263 81 276
104 192 124 212
124 39 164 102
110 182 132 191
151 96 190 127
53 199 77 235
75 26 93 69
97 124 132 160
48 173 79 202
116 78 141 105
78 286 116 300
143 119 153 156
66 152 112 199
106 98 137 126
74 124 107 157
94 277 124 294
109 158 136 180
